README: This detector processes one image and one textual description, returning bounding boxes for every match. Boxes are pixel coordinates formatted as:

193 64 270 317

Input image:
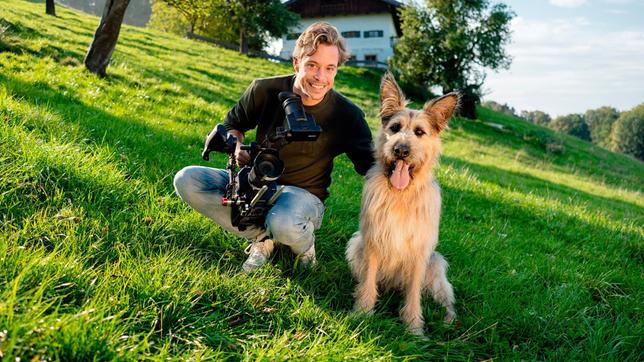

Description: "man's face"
293 43 339 106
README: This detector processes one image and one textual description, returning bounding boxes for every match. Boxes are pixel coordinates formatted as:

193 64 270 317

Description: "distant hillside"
1 1 642 360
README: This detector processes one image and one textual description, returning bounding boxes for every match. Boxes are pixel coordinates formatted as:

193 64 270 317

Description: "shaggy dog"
346 72 458 335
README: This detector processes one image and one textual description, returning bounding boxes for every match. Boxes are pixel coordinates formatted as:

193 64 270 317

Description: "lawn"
1 1 642 360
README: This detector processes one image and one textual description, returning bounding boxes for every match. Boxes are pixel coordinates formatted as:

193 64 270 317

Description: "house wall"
280 13 397 63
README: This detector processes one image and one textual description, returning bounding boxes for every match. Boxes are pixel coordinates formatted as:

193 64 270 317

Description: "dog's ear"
380 71 406 124
423 92 460 133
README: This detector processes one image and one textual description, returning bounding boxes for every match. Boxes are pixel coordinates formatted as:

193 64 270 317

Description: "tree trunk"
239 22 248 54
458 93 477 119
46 0 56 16
84 0 131 77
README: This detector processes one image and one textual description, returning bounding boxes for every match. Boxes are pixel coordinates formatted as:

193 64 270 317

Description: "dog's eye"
415 128 426 137
389 123 401 133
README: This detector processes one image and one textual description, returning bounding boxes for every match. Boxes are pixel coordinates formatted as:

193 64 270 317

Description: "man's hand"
228 129 250 167
235 142 250 166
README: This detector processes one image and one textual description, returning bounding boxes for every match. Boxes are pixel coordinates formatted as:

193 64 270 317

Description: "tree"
46 0 56 16
550 114 591 141
520 110 551 127
482 100 516 117
610 104 644 161
585 106 620 148
148 0 191 35
159 0 210 34
391 0 514 119
217 0 298 54
159 0 297 54
84 0 131 77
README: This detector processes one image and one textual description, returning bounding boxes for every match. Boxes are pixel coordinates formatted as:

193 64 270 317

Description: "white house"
280 0 402 67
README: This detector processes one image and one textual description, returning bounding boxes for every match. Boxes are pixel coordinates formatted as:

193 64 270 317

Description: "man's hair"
293 22 349 65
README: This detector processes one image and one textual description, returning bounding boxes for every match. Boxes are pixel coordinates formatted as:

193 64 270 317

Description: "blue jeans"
173 166 325 255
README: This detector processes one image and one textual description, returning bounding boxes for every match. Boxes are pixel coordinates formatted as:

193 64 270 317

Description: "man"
174 22 374 272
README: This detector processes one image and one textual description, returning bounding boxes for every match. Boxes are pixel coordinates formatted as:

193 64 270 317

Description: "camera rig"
201 91 321 231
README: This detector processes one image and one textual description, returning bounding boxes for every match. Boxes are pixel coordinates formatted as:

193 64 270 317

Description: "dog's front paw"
407 322 424 336
444 311 456 324
352 302 375 316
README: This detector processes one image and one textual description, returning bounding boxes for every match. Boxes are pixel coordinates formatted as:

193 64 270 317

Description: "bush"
520 110 551 126
522 129 565 155
610 104 644 161
585 106 620 148
482 100 517 117
550 113 591 141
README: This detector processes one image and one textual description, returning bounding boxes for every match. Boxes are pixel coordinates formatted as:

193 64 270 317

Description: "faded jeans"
173 166 325 255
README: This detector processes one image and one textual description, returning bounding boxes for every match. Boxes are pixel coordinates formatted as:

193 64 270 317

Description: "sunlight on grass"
1 1 642 360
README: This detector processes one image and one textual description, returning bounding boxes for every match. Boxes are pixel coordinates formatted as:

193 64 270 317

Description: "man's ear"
423 92 460 133
293 56 300 73
380 71 407 124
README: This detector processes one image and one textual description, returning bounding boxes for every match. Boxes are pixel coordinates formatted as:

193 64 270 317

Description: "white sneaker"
298 243 317 269
242 237 274 273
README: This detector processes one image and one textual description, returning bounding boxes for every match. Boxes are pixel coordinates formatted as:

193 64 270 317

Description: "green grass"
1 1 642 360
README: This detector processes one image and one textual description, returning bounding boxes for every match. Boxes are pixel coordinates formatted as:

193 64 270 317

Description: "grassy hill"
1 1 642 360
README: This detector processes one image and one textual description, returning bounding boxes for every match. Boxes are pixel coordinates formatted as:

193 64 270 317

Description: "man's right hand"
228 129 249 167
235 142 251 167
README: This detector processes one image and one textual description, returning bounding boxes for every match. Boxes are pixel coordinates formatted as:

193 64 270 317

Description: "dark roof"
284 0 403 36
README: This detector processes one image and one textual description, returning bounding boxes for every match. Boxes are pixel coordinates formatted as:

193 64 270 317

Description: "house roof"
284 0 403 36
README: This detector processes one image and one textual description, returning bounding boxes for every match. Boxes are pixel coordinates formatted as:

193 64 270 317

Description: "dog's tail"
424 252 456 323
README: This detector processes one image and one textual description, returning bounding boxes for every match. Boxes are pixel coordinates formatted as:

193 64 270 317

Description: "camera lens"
257 159 276 177
248 149 284 188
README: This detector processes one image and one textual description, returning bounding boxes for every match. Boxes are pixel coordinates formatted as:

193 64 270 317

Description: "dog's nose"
393 143 410 158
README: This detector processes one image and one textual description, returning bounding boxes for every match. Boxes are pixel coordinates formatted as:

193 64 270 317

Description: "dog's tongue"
390 160 410 190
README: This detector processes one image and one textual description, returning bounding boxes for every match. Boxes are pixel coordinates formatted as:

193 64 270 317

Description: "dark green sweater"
223 74 374 201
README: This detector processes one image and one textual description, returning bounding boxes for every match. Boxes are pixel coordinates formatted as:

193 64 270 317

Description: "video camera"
201 91 321 231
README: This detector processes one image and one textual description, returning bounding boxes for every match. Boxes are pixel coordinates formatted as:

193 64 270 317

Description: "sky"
483 0 644 117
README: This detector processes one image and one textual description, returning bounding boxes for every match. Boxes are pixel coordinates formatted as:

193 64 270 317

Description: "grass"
1 1 643 360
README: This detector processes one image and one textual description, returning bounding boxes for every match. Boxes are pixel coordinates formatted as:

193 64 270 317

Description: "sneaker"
298 243 317 269
242 237 274 273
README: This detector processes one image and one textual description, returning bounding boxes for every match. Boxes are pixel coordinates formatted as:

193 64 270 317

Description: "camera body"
201 91 321 230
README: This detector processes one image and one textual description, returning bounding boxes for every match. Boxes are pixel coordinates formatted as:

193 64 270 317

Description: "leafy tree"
46 0 56 16
391 0 514 119
610 104 644 161
585 106 620 148
85 0 131 77
160 0 210 34
158 0 297 54
482 100 516 117
148 0 191 35
550 114 591 141
520 110 551 127
211 0 298 54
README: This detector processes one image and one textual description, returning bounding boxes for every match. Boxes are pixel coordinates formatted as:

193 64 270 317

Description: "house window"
365 54 377 62
348 55 357 61
341 31 361 38
364 30 383 38
286 33 301 40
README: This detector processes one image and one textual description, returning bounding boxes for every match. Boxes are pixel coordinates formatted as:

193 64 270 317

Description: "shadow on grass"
0 71 222 187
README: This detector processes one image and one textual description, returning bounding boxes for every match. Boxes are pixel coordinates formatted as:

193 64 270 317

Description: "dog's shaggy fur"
346 72 458 335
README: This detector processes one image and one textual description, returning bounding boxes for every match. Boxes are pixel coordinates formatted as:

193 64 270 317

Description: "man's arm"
222 80 262 166
345 111 375 175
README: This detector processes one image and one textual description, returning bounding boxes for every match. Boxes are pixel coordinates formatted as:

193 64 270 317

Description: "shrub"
610 103 644 161
550 113 591 141
585 106 620 148
520 110 551 126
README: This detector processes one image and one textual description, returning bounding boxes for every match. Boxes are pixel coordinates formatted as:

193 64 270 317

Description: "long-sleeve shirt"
223 74 374 201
